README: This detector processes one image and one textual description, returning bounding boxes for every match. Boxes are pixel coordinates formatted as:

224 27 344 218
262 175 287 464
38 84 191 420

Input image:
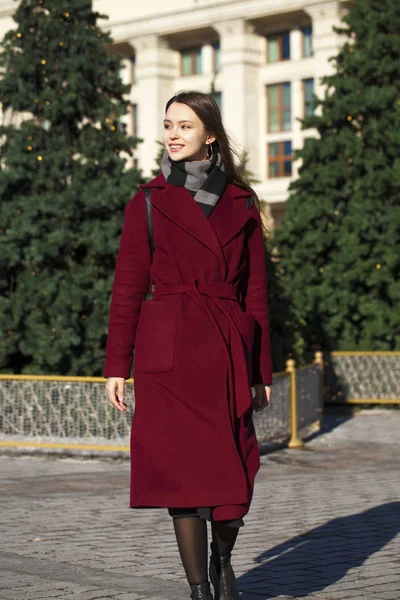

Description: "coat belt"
153 279 253 418
154 280 239 302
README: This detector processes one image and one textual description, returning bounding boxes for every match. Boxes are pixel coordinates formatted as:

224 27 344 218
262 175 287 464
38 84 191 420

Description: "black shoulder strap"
246 196 254 209
144 188 154 260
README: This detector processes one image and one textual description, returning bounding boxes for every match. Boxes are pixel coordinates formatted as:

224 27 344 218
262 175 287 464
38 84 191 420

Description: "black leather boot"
209 542 240 600
190 581 214 600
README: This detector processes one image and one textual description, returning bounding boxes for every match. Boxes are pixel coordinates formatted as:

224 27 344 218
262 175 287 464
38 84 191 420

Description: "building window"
267 82 291 132
268 141 292 178
267 32 290 62
302 26 313 57
212 41 221 72
303 79 314 116
131 103 138 136
211 91 222 110
181 47 202 76
304 137 315 147
130 54 136 83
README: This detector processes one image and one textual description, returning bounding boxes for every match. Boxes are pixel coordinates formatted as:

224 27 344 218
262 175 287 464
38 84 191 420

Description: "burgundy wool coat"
104 173 272 522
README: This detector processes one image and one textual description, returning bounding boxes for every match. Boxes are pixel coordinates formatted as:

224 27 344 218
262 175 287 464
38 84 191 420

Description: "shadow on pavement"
238 501 400 599
301 404 356 445
259 409 356 457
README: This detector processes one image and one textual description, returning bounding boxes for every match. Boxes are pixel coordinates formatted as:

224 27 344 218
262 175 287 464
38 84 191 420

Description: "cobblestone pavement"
1 409 399 600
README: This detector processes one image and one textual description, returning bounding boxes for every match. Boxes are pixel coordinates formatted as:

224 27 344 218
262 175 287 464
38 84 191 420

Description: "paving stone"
0 410 400 599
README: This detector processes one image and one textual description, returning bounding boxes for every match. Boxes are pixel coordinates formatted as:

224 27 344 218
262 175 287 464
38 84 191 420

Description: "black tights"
171 515 239 586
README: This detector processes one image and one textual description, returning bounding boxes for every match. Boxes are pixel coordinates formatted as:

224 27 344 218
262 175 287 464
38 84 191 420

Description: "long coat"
104 173 272 521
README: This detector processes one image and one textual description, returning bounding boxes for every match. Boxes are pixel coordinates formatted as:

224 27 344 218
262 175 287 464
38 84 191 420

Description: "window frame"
304 137 315 147
130 54 136 84
211 91 222 110
303 78 314 117
268 141 293 178
267 82 292 133
301 25 313 58
180 46 203 76
212 41 221 73
131 103 138 137
266 31 291 63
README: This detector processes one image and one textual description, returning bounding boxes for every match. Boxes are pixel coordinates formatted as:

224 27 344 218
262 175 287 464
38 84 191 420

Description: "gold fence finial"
314 351 323 367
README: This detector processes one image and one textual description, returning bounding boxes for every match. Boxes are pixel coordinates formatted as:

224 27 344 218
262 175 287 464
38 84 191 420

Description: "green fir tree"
236 150 261 188
0 0 140 374
276 0 400 355
151 140 166 177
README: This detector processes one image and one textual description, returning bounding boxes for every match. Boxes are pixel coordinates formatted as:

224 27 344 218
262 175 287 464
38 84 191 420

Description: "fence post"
286 358 304 449
314 351 324 430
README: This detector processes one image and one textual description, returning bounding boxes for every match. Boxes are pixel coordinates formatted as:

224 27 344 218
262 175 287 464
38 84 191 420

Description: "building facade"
0 0 349 225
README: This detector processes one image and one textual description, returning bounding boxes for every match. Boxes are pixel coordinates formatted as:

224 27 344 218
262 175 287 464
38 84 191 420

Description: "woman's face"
163 102 216 162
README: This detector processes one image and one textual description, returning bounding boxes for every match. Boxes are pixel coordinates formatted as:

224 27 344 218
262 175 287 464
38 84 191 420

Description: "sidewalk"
1 409 399 600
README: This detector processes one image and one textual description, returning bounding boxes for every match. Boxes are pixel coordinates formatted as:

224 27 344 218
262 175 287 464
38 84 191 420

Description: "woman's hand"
253 384 271 412
106 377 127 412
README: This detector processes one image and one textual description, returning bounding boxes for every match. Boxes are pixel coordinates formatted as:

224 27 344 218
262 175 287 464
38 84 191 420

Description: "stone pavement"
1 409 399 600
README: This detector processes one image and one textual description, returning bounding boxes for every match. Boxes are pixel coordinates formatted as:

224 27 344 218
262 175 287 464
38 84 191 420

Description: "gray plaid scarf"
160 149 227 218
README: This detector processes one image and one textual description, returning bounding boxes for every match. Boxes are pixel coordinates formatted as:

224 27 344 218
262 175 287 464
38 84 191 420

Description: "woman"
105 91 272 600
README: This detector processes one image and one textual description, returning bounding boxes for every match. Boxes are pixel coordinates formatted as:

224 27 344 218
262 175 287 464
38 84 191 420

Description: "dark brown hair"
165 90 261 214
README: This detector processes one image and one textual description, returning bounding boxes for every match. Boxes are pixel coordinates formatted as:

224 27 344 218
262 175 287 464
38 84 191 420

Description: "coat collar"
141 173 252 199
139 174 254 257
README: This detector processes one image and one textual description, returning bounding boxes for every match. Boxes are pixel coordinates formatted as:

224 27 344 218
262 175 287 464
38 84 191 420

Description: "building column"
130 35 177 177
215 19 264 178
291 78 304 179
202 43 214 77
290 27 302 62
305 1 342 100
290 26 304 175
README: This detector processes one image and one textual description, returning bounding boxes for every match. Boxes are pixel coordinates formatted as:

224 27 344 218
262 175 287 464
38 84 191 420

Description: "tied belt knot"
151 279 252 418
153 279 240 304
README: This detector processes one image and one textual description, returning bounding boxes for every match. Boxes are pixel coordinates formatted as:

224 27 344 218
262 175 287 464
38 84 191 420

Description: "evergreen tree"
264 238 297 371
276 0 400 355
0 0 140 374
236 150 261 188
151 140 165 177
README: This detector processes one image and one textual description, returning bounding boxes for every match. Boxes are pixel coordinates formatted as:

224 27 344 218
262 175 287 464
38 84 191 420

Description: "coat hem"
130 495 250 509
130 502 250 521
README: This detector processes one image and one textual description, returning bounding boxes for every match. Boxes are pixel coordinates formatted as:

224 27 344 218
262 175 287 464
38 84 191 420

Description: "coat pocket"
134 297 180 373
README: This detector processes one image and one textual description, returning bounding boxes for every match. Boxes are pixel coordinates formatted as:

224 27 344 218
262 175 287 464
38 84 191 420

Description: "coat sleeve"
244 206 272 386
104 190 151 378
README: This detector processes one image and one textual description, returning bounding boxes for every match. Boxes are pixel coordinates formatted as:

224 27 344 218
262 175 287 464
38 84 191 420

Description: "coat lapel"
140 176 254 257
209 184 254 248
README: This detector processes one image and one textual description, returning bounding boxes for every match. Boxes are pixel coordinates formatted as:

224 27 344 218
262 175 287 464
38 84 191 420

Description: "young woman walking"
105 91 272 600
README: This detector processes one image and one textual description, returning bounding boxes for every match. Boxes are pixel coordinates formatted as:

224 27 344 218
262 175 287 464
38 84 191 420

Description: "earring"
206 141 214 161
